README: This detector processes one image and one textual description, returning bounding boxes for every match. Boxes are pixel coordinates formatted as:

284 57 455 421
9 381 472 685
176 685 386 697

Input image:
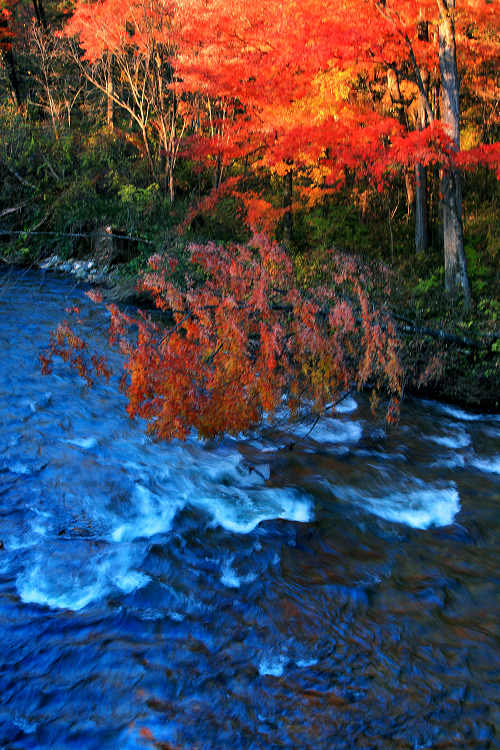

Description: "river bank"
7 247 497 416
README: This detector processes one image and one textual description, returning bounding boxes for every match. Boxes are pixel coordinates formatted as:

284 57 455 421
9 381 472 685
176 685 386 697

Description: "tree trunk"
404 170 414 219
168 165 175 204
415 22 429 254
438 0 470 308
31 0 47 29
106 56 114 131
386 68 417 231
1 49 22 107
283 167 293 243
214 152 223 189
415 162 428 253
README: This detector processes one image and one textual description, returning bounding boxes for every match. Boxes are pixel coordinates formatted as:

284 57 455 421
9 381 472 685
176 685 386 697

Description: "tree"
170 0 499 302
43 235 402 439
437 0 470 303
65 0 187 199
0 0 22 106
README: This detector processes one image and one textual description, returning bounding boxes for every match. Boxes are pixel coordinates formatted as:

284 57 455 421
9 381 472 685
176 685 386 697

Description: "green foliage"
412 267 444 299
478 297 500 323
185 195 249 244
118 182 159 212
292 200 380 254
0 111 173 262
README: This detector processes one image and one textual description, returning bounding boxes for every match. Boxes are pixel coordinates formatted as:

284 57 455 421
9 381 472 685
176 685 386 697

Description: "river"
0 267 499 749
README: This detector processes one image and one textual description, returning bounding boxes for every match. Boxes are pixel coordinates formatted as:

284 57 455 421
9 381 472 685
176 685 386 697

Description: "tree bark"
437 0 470 307
1 49 22 107
283 167 293 243
415 162 428 253
106 55 114 131
168 167 175 204
385 68 416 224
415 22 429 254
404 172 415 220
31 0 47 30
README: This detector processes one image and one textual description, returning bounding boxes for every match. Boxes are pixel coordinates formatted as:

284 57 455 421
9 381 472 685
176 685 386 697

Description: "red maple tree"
43 235 402 439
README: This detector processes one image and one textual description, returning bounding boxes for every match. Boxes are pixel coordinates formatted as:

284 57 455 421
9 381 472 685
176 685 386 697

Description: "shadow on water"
0 269 499 749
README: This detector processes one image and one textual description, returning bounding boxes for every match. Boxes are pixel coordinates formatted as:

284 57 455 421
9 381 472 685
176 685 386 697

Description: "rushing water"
0 267 499 749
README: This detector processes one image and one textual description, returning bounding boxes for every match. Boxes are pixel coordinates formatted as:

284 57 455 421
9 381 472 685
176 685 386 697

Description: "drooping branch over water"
42 235 403 440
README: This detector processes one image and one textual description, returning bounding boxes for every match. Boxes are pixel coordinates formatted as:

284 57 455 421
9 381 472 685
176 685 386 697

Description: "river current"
0 268 499 749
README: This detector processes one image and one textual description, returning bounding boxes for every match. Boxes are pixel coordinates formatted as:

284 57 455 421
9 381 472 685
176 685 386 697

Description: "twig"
0 229 155 245
0 201 29 218
29 209 52 232
205 340 223 365
160 311 192 345
393 314 499 349
299 388 356 440
41 156 60 182
1 161 36 190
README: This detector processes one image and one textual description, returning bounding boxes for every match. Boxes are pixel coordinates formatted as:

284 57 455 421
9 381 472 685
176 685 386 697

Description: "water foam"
0 456 44 476
111 483 182 542
220 557 257 588
431 454 466 469
428 428 471 449
64 437 98 450
365 487 459 528
14 435 312 610
199 486 312 534
336 480 460 529
437 403 500 422
296 658 318 668
17 542 150 611
18 569 108 611
258 654 287 677
335 395 358 414
293 418 362 445
471 456 500 475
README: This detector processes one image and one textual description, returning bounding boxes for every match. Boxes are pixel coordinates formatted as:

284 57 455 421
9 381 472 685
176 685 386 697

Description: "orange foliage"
0 0 18 50
42 318 112 387
43 237 402 440
64 0 500 221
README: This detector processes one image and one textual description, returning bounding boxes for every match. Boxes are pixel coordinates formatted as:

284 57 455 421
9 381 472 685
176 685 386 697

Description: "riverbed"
0 267 499 748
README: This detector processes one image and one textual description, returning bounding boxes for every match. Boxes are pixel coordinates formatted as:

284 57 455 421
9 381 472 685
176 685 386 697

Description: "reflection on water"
0 268 499 749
